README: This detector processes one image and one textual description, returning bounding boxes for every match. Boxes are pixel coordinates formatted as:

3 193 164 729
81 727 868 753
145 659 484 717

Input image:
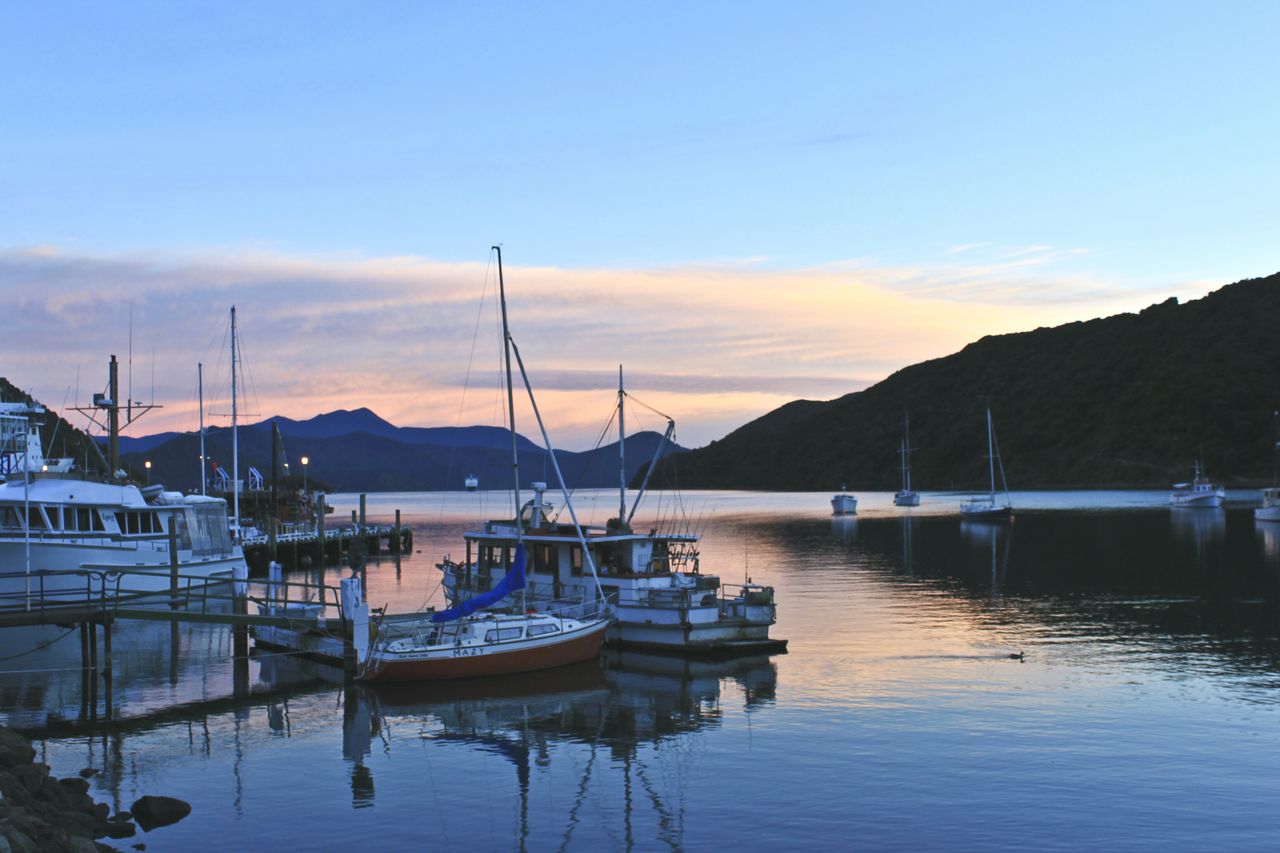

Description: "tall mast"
494 247 522 535
108 355 120 477
198 362 206 496
904 412 912 492
231 306 240 540
618 365 626 524
986 407 996 499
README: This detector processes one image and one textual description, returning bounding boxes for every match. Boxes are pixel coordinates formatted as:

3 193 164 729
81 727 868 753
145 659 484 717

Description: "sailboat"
358 247 611 682
893 414 920 507
959 406 1012 521
1258 422 1280 522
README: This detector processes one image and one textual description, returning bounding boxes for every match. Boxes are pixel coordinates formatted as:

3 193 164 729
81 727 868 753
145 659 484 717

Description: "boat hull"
831 494 857 516
1256 506 1280 522
1170 492 1225 508
960 504 1013 522
893 491 920 507
359 619 608 683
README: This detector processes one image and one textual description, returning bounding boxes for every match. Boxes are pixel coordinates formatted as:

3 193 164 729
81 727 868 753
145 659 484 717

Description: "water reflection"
830 515 857 544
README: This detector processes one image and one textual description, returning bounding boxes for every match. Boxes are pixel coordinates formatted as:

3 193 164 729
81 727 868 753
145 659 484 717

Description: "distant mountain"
646 272 1280 490
119 409 685 494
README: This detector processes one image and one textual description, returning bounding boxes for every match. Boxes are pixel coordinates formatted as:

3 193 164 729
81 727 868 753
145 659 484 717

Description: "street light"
301 456 309 494
144 459 151 485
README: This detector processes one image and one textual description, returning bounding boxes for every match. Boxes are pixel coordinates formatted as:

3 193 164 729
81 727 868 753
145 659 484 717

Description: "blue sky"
2 2 1278 446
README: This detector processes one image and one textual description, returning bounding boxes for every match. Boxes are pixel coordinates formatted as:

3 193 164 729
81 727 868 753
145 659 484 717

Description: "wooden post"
102 618 113 717
168 515 180 610
86 621 98 718
359 494 366 533
392 509 401 554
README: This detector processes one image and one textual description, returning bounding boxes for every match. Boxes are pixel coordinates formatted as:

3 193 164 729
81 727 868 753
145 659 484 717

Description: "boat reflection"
960 520 1012 597
831 515 858 544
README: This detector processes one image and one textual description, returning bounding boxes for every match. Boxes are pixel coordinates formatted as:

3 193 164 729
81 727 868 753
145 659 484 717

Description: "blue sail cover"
432 542 528 623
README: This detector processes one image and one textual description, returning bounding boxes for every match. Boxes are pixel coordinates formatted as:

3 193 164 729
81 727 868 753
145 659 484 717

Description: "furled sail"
431 542 527 623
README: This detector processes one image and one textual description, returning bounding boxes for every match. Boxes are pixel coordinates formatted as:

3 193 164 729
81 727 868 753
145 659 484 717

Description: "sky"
2 2 1277 449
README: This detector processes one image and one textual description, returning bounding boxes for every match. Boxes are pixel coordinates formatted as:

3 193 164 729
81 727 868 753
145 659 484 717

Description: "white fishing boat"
1170 462 1225 508
831 486 857 516
0 399 244 606
959 407 1013 521
464 473 479 491
893 414 920 507
440 251 785 657
1256 488 1280 521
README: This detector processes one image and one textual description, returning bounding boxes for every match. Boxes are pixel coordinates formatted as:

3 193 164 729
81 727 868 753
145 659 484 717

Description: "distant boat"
1170 462 1224 508
893 414 920 507
1257 488 1280 522
960 407 1012 521
464 473 478 491
831 484 857 516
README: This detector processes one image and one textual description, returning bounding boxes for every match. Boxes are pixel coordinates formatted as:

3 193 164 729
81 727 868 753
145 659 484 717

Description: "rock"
66 838 98 853
0 827 38 853
76 768 99 779
90 802 109 821
101 820 137 839
14 765 48 797
132 844 146 851
130 796 191 831
0 730 35 769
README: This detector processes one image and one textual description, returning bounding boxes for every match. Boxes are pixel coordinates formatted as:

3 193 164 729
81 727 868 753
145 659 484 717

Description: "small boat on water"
1257 488 1280 521
464 473 479 491
831 485 857 516
359 544 609 682
893 413 920 507
1170 462 1225 508
959 406 1012 521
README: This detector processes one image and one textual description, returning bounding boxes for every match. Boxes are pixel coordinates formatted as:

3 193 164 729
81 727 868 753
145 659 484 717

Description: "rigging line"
622 391 673 423
0 626 77 662
550 400 618 523
441 253 496 506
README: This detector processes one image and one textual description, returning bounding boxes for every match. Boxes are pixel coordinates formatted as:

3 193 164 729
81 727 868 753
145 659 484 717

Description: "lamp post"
301 456 309 494
144 459 151 485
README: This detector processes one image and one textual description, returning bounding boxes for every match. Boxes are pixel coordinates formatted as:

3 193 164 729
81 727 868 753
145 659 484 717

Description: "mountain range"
645 271 1280 490
115 408 684 494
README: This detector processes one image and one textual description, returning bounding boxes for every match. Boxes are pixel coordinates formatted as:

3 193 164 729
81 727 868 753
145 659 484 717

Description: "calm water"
4 489 1280 850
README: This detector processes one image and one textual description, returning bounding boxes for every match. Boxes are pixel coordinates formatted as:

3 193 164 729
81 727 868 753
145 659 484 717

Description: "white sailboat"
893 414 920 507
359 247 611 681
959 406 1013 521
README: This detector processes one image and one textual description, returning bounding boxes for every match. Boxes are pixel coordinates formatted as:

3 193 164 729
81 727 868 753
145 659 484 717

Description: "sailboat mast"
904 413 912 492
494 247 523 535
986 407 996 499
618 365 626 524
231 306 240 540
198 362 206 496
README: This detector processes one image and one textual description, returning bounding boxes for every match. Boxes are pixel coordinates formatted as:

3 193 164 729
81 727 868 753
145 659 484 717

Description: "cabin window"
483 627 524 642
0 507 20 529
91 510 105 531
45 506 62 530
533 544 555 574
527 623 559 637
570 546 583 577
26 506 46 530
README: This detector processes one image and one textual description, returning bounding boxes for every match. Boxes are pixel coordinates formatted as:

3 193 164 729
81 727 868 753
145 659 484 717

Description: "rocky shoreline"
0 726 190 852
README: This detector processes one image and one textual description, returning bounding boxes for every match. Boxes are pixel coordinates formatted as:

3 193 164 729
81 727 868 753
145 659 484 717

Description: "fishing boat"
1170 462 1225 508
893 414 920 507
0 395 243 606
831 486 857 516
959 406 1013 521
464 473 479 491
440 250 785 656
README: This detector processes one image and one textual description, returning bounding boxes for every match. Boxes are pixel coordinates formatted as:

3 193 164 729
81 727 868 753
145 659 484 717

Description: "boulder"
130 796 191 831
0 731 35 769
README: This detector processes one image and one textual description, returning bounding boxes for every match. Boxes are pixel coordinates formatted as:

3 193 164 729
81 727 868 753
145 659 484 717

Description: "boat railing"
0 566 350 625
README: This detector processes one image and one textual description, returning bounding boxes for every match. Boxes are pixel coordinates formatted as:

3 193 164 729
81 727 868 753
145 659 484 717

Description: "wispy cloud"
0 246 1216 448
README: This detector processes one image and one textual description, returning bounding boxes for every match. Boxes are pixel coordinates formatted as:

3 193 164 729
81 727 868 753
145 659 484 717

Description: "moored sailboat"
959 406 1012 521
893 413 920 507
360 246 612 681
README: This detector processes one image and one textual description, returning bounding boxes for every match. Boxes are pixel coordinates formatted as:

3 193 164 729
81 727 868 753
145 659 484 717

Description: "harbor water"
3 489 1280 850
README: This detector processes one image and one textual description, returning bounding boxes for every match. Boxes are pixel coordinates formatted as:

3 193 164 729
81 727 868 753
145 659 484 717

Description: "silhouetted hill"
647 272 1280 490
120 412 684 494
